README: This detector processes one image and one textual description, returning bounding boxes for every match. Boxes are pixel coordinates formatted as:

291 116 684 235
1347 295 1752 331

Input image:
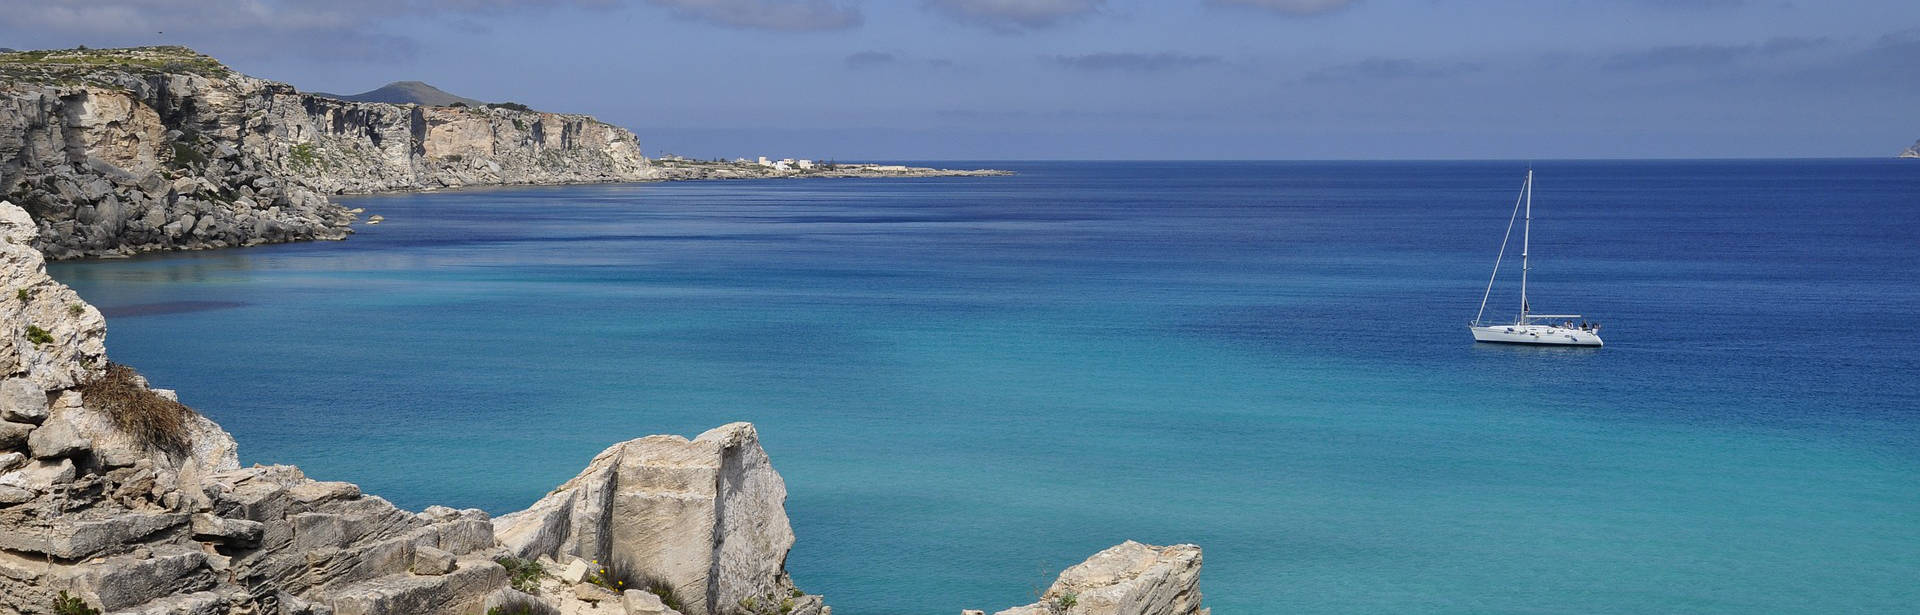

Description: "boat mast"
1519 169 1531 324
1475 174 1527 326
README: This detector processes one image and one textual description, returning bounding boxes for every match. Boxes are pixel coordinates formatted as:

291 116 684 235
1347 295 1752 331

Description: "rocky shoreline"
0 198 1203 615
0 49 1186 615
0 47 1006 261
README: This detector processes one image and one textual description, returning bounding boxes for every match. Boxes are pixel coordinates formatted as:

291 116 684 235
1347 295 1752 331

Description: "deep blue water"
48 161 1920 614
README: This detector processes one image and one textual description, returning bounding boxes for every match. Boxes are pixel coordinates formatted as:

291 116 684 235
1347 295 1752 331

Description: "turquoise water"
49 161 1920 613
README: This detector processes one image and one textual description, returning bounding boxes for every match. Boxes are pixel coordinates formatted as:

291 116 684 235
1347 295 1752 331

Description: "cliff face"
0 47 655 259
1901 139 1919 158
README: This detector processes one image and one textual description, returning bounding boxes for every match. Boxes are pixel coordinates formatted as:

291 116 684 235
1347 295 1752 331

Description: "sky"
2 0 1918 160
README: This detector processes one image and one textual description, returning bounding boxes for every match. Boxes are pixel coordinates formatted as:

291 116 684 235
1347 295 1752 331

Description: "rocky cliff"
0 47 655 259
1901 139 1919 158
0 200 1200 615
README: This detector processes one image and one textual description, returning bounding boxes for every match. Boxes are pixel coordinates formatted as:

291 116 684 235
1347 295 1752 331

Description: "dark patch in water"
101 301 249 317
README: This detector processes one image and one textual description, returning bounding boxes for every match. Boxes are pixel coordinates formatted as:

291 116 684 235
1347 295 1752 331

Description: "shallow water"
49 160 1920 613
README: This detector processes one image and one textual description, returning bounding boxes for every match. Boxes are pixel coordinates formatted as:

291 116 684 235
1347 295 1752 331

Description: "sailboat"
1469 170 1604 347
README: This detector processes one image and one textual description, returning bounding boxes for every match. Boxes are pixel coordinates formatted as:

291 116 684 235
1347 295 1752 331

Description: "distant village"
654 153 914 173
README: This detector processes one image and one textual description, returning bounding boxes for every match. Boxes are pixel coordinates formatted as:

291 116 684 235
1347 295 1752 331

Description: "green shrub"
15 288 29 301
591 559 681 613
1046 592 1078 614
488 101 532 112
69 303 85 316
25 325 53 346
290 142 320 170
485 591 557 615
53 591 100 615
168 141 208 170
496 556 545 594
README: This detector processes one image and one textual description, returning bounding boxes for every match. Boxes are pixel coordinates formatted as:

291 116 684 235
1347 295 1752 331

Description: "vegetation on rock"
496 556 545 594
52 591 101 615
485 591 559 615
0 46 231 86
79 363 195 450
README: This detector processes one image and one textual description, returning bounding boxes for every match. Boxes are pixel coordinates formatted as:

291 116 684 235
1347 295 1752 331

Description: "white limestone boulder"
495 422 816 615
990 541 1206 615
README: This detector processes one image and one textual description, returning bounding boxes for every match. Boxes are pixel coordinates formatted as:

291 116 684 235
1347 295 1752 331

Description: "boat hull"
1470 324 1603 347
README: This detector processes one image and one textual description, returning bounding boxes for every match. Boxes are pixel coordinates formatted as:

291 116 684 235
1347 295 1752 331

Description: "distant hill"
312 80 483 107
1902 139 1919 158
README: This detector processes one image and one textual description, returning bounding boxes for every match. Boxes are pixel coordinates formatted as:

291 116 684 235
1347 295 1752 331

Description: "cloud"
1205 0 1357 16
1302 57 1482 83
643 0 861 31
1052 52 1222 72
1601 36 1832 70
845 51 897 68
922 0 1104 31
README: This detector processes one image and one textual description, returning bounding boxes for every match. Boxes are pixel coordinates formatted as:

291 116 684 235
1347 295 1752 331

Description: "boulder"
990 542 1206 615
413 545 459 576
191 512 265 546
494 423 815 615
0 451 24 472
623 590 684 615
26 412 89 459
0 378 49 423
0 420 30 449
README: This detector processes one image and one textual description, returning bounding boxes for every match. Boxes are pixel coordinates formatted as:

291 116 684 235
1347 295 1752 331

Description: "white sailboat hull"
1469 324 1603 347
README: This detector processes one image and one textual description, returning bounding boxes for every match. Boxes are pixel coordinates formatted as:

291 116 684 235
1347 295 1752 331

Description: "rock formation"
0 47 656 259
494 424 823 615
978 541 1206 615
1900 139 1919 158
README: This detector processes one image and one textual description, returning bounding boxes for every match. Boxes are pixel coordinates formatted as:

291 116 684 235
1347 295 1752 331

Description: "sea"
47 160 1920 614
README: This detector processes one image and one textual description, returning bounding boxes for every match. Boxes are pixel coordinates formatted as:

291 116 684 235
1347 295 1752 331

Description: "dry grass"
79 363 193 451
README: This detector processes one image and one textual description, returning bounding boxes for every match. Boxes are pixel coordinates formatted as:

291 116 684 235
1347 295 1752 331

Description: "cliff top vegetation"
0 46 232 86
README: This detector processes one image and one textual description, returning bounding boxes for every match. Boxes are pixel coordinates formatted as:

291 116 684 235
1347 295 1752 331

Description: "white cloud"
644 0 862 31
1206 0 1357 16
922 0 1104 31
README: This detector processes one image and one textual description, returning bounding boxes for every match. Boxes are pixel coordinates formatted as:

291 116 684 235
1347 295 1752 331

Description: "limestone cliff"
0 47 655 259
1900 139 1919 158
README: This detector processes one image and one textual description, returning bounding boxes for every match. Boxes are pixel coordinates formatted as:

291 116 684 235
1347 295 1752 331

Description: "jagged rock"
69 546 216 611
1900 139 1919 158
413 545 458 575
495 422 816 615
577 583 620 602
623 590 684 615
990 542 1206 615
0 450 25 472
25 411 88 459
0 377 49 423
561 557 592 584
191 512 265 546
